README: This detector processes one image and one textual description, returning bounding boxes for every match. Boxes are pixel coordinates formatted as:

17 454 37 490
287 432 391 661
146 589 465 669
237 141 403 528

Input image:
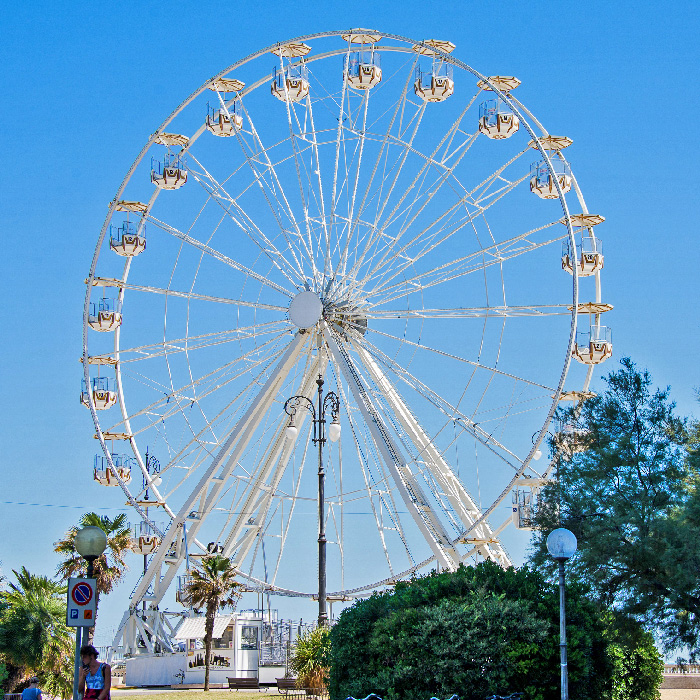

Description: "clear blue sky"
1 0 699 645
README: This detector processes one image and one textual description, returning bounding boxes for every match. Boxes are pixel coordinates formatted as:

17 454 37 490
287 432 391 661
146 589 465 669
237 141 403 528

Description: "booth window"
241 626 258 650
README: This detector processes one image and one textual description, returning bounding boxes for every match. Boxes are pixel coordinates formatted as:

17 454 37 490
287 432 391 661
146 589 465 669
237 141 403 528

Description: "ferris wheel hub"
288 291 323 329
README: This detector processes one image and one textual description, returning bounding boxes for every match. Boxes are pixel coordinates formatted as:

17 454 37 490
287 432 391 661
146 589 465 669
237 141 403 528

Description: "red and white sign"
66 578 97 627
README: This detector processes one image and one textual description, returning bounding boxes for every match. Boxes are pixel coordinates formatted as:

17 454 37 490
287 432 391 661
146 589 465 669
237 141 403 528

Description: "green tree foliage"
329 562 630 700
604 614 662 700
530 358 700 655
54 512 132 643
289 626 331 691
0 568 73 696
184 555 241 691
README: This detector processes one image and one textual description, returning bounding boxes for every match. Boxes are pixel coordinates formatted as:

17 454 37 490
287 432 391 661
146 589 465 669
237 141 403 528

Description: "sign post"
67 578 97 700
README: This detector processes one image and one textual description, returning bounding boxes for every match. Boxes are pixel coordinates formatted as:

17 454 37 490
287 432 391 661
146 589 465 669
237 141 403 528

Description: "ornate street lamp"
547 527 578 700
284 374 341 625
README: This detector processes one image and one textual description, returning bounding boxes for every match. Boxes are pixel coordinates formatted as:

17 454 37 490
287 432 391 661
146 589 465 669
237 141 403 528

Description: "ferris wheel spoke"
361 325 554 392
329 69 352 254
363 304 570 320
145 214 294 298
356 174 530 297
275 84 320 282
234 104 318 268
366 222 562 303
346 110 482 289
111 332 290 435
355 335 528 470
184 156 306 285
197 129 310 277
344 396 413 574
346 100 428 287
110 322 287 364
299 86 333 279
114 281 287 312
341 56 419 283
333 99 372 283
160 339 295 461
360 139 529 290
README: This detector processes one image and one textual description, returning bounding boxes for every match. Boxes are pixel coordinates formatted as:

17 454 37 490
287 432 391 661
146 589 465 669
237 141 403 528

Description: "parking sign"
66 578 97 627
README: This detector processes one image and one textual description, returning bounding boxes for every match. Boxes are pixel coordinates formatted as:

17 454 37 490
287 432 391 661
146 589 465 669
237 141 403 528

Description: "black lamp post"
546 527 578 700
72 526 107 700
284 374 341 626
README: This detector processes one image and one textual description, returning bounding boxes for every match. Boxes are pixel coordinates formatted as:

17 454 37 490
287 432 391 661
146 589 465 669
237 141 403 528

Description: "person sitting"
78 644 111 700
21 677 42 700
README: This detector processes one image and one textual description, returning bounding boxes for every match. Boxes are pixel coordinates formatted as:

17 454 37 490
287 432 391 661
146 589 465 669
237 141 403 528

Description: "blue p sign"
70 609 78 619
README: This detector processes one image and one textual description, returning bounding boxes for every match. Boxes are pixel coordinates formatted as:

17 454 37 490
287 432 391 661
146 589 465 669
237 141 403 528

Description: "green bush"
330 562 658 700
290 625 332 691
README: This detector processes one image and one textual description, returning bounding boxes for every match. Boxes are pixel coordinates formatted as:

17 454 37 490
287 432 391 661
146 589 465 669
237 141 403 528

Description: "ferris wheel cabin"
110 221 146 257
271 64 309 102
94 453 134 486
479 98 520 139
552 419 590 457
80 376 117 410
414 61 454 102
530 159 572 199
88 296 122 332
512 488 535 530
345 51 382 89
131 521 162 555
573 325 613 365
151 154 188 190
562 235 604 276
206 102 243 136
176 575 193 604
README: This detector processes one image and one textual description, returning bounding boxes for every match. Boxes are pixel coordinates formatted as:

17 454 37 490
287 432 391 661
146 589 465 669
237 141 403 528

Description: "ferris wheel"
81 30 611 653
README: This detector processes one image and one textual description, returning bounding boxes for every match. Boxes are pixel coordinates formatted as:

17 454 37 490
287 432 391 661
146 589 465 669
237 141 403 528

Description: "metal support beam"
324 327 460 571
353 341 510 567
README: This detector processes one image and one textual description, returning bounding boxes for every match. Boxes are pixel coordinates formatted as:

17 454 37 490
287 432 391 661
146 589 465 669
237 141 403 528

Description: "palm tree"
0 568 73 695
54 512 131 642
184 555 241 691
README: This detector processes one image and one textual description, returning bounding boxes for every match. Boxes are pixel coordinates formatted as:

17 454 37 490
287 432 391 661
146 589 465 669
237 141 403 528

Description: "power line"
1 501 129 512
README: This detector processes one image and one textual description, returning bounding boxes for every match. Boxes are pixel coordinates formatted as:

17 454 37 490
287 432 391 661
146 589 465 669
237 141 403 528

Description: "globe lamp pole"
547 528 578 700
72 526 107 700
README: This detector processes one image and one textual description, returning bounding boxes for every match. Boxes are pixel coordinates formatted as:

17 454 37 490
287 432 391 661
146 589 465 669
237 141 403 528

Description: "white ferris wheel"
81 30 612 653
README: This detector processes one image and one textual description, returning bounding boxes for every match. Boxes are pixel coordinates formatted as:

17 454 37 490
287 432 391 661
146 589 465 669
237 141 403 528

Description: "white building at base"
125 610 299 687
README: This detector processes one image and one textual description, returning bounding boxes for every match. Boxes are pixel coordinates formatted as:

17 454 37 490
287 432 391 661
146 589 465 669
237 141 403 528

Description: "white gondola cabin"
512 488 535 530
345 51 382 89
94 453 134 486
88 297 122 332
414 62 454 102
176 574 193 605
552 419 590 457
479 98 520 139
110 221 146 257
81 376 117 410
206 101 243 136
271 64 309 103
151 153 187 190
562 236 604 276
530 159 572 199
131 521 162 555
573 325 613 365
